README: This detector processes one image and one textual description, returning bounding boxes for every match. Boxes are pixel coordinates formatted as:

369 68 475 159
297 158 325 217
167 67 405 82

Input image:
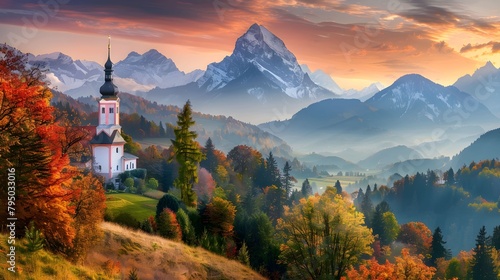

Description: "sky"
0 0 499 90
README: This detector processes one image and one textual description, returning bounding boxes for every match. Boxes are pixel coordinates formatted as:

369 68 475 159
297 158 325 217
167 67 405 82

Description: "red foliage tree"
0 45 77 249
193 168 216 204
397 222 432 256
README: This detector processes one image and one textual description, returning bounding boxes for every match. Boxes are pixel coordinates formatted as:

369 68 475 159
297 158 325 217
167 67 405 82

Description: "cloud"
461 41 500 54
398 0 497 34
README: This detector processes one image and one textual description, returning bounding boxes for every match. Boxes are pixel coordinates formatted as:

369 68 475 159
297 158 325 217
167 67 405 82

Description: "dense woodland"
3 46 500 279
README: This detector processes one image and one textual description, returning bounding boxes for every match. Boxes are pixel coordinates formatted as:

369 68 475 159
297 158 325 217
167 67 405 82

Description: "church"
90 41 138 186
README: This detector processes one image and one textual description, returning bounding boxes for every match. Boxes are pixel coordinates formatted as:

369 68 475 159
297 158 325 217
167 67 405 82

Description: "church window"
116 147 119 153
110 108 114 113
126 164 129 170
101 107 105 113
117 165 119 171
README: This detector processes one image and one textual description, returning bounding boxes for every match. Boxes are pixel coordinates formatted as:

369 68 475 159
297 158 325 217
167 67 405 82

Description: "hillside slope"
87 222 265 280
0 222 265 280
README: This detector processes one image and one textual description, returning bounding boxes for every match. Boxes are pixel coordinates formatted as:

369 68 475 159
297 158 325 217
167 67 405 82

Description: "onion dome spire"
99 36 119 97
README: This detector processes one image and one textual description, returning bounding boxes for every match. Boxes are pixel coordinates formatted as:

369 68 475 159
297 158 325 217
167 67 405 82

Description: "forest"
2 46 500 280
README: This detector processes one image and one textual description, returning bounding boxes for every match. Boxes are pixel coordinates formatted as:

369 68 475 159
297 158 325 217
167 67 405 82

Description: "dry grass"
0 234 116 280
84 222 267 280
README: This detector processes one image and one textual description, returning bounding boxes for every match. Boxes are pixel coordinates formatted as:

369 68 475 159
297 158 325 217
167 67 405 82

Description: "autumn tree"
171 100 203 207
0 45 77 250
277 187 373 280
227 145 262 176
193 168 216 204
469 226 497 280
345 258 397 280
345 249 436 280
398 222 432 256
203 197 236 238
65 172 106 262
393 248 436 279
157 208 182 241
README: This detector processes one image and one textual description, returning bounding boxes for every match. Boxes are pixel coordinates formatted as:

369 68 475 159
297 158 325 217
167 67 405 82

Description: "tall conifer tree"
171 100 203 207
469 226 497 280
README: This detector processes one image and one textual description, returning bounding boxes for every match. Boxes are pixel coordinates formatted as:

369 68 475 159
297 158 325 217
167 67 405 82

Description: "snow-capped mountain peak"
366 74 493 123
113 49 202 89
300 64 343 94
197 23 334 101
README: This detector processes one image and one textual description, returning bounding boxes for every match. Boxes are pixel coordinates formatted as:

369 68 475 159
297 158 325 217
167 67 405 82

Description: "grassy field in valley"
295 175 365 194
105 193 158 222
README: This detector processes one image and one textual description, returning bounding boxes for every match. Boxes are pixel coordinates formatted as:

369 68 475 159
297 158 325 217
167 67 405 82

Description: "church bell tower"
91 37 137 183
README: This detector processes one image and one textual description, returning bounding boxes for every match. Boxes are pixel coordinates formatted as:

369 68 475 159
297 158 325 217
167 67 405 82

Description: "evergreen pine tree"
200 137 217 173
282 161 292 197
25 222 44 252
238 242 251 266
429 227 450 267
334 180 342 195
171 100 203 207
361 185 374 228
301 179 312 197
266 152 281 188
371 201 390 245
492 225 500 250
469 226 497 280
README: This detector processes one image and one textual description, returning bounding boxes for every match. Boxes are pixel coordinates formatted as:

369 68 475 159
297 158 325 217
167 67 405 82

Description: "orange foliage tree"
397 222 432 256
345 248 436 280
203 197 236 238
0 46 106 258
0 45 77 249
65 172 106 262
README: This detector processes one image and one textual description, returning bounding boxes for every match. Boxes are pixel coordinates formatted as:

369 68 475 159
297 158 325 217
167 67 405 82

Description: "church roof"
90 130 125 144
123 153 139 160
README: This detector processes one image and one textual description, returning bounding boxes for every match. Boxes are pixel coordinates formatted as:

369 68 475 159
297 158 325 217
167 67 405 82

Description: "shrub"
156 194 180 217
177 209 196 245
157 209 182 241
25 222 44 252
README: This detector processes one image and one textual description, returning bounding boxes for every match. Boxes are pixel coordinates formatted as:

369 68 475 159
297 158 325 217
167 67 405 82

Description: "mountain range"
24 24 384 123
28 49 204 99
260 73 498 159
14 23 500 171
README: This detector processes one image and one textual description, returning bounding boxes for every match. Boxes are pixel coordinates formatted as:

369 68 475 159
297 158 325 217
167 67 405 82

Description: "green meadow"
105 193 158 221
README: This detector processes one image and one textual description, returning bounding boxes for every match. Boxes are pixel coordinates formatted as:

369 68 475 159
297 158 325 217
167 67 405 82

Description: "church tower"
91 38 138 184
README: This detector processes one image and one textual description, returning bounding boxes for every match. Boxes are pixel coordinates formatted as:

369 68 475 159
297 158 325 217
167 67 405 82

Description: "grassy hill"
0 222 266 280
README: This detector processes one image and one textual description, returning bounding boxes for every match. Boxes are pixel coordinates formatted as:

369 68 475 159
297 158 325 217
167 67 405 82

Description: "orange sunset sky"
0 0 499 89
